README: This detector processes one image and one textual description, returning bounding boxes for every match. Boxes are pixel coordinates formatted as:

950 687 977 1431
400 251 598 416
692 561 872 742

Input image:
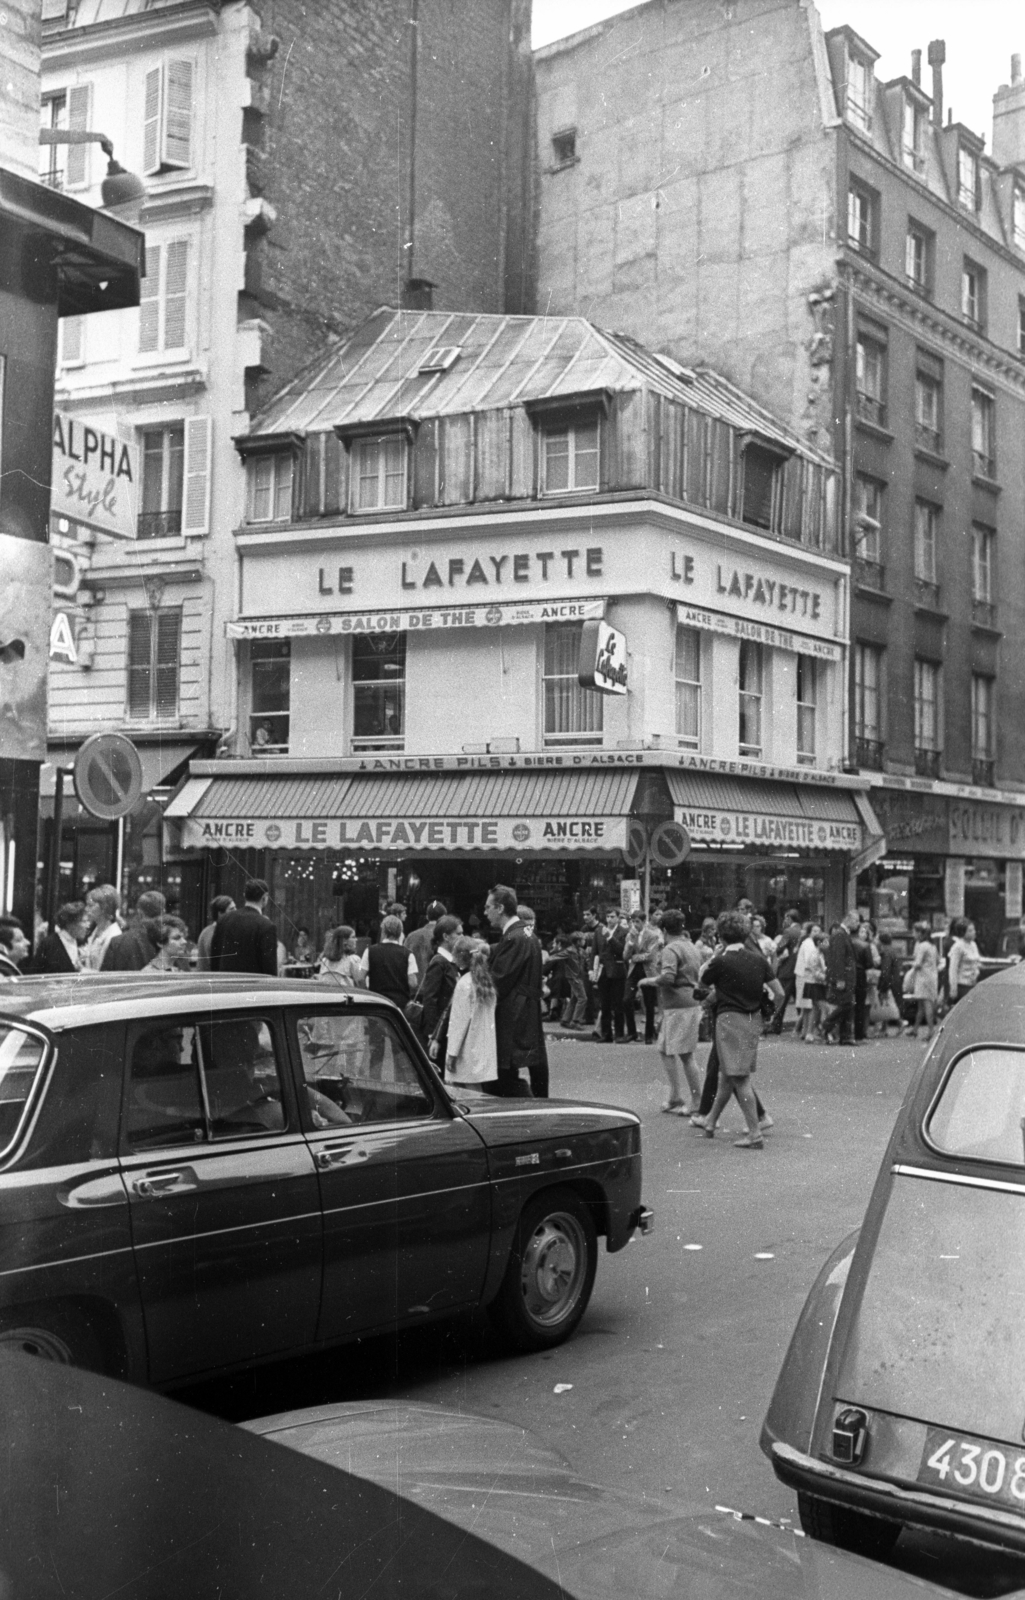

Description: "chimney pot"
928 39 945 127
911 49 922 87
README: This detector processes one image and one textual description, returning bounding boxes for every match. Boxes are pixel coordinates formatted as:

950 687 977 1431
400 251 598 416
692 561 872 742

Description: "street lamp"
38 129 146 208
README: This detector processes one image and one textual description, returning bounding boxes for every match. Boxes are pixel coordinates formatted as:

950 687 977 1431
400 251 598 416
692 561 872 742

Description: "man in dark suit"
101 890 165 971
823 912 859 1045
485 884 548 1098
210 879 278 976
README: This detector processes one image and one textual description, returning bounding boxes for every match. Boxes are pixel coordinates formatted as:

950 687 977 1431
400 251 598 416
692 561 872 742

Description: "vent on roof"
419 346 461 374
653 352 693 382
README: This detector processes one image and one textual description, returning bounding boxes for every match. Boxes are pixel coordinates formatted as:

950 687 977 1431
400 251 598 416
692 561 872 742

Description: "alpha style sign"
51 413 138 541
578 619 627 695
181 814 627 854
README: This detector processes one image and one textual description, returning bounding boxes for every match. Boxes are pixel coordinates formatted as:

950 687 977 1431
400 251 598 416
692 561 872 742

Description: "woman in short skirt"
700 910 784 1149
644 909 702 1115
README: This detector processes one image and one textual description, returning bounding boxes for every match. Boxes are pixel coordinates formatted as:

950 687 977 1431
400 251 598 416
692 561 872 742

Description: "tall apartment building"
535 0 1025 950
39 0 531 908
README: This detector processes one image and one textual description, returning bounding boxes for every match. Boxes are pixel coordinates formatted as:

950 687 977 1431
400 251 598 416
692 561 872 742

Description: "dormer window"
249 452 293 523
902 98 924 171
542 419 599 494
739 438 788 532
958 145 980 210
353 434 408 511
846 53 872 130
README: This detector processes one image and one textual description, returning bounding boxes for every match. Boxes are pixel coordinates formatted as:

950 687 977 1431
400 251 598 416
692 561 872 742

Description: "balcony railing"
972 598 997 629
914 422 942 455
854 557 885 591
972 450 996 480
856 392 887 429
39 168 64 190
914 578 941 611
914 748 942 778
137 509 183 539
855 737 885 770
972 757 995 787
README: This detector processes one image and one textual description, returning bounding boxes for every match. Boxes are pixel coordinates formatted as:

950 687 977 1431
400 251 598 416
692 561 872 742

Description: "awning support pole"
47 769 66 934
115 815 126 905
643 849 651 921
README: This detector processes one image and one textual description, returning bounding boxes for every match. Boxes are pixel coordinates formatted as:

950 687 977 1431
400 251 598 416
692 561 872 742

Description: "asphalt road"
181 1028 1025 1597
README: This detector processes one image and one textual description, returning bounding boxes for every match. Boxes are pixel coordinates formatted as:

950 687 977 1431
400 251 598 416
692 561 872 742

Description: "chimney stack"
928 39 945 128
1012 54 1022 85
911 50 922 88
994 54 1025 168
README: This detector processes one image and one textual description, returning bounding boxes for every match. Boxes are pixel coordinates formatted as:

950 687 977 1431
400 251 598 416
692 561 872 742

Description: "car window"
928 1047 1025 1167
23 1024 123 1168
0 1025 49 1160
295 1011 431 1127
123 1017 285 1153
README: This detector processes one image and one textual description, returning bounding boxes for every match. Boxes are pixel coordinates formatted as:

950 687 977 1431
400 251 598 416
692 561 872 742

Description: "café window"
738 640 763 758
250 641 290 754
353 435 408 511
139 424 184 539
249 452 293 523
352 632 405 751
127 607 181 722
543 621 603 746
675 624 701 749
542 418 599 494
739 441 783 531
796 655 816 766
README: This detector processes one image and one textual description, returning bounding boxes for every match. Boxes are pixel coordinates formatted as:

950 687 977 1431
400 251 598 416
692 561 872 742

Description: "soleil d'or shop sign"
51 414 138 541
181 815 628 853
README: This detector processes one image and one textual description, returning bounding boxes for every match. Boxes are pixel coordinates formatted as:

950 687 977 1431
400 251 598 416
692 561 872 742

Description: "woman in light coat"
444 937 498 1086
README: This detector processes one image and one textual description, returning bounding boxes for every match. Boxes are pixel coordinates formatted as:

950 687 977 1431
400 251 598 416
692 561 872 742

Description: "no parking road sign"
73 733 144 820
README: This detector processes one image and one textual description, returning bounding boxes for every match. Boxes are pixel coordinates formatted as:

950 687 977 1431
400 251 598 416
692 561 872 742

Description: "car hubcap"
520 1212 586 1327
0 1326 73 1363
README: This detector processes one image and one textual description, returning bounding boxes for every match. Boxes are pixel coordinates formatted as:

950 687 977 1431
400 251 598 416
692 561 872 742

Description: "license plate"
918 1428 1025 1515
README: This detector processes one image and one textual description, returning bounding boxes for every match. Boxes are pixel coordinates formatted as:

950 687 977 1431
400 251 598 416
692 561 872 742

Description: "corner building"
166 309 880 939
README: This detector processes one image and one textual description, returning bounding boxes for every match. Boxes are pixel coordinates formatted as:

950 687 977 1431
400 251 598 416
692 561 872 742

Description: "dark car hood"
451 1092 640 1146
243 1400 978 1600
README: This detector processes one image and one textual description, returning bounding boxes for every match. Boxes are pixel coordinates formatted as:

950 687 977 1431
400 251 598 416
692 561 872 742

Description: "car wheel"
797 1492 902 1560
0 1311 106 1371
489 1188 598 1352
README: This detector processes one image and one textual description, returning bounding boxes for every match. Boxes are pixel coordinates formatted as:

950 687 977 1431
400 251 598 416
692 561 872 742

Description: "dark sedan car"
0 974 649 1385
762 965 1025 1560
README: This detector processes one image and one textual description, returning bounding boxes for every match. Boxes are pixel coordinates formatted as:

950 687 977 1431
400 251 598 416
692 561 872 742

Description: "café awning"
666 772 870 853
166 767 642 855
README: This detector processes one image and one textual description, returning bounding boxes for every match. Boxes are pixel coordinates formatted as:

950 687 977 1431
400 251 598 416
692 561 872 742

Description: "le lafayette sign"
579 619 628 694
674 804 862 851
181 813 626 854
52 414 138 541
238 517 845 646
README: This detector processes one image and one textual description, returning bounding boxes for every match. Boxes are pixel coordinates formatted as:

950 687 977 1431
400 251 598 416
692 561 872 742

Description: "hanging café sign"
179 813 627 854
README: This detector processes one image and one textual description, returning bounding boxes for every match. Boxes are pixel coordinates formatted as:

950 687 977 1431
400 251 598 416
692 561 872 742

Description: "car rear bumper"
770 1441 1025 1554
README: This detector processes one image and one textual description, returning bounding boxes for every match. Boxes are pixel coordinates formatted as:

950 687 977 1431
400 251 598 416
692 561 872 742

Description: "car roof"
0 973 394 1033
927 961 1025 1061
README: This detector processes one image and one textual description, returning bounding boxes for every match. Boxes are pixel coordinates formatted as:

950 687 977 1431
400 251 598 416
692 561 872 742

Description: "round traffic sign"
623 819 648 868
649 819 691 868
73 733 144 820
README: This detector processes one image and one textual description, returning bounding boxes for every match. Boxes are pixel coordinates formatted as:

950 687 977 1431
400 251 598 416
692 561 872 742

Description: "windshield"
0 1024 50 1160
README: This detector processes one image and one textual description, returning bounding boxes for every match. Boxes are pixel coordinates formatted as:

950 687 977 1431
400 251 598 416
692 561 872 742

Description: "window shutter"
154 609 182 719
60 316 85 365
64 83 92 187
182 415 212 534
782 454 804 542
302 433 324 517
163 59 193 169
139 245 160 352
323 432 344 513
143 66 162 175
127 610 153 719
411 418 438 508
684 409 708 505
162 239 189 350
708 420 732 513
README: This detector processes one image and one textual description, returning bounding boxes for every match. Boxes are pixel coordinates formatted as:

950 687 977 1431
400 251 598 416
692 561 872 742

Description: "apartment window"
961 259 986 330
127 608 181 722
543 622 603 746
913 500 938 585
353 435 408 511
139 425 184 538
855 329 887 428
39 92 66 188
914 659 941 752
972 675 994 784
854 474 882 563
542 419 599 494
675 625 701 748
845 52 872 130
847 183 876 255
971 386 996 479
901 98 923 171
139 240 189 353
738 640 763 758
854 642 884 758
958 145 980 211
248 452 293 523
143 59 194 175
352 632 406 751
972 526 994 604
905 222 932 295
914 352 943 454
1014 185 1025 251
551 128 577 168
250 641 290 753
796 656 816 766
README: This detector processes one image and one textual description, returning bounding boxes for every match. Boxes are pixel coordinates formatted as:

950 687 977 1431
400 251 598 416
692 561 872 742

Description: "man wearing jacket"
823 912 859 1045
485 884 548 1097
210 879 278 976
101 890 165 971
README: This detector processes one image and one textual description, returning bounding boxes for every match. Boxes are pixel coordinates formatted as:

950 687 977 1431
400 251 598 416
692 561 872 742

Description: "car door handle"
132 1169 197 1198
315 1144 368 1169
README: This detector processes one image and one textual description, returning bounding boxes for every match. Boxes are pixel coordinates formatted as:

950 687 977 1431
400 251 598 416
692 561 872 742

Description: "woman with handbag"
418 914 463 1057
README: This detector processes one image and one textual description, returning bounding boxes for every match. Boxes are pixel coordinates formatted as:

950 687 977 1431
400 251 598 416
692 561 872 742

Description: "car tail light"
832 1407 869 1465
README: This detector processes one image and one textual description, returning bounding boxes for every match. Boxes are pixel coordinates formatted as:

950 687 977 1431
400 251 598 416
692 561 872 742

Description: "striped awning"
166 768 640 855
666 772 867 853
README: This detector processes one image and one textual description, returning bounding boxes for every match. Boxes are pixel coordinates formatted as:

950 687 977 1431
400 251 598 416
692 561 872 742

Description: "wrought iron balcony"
914 748 942 778
855 737 885 770
856 392 887 429
914 577 941 611
854 557 885 591
972 598 997 629
972 757 995 787
137 509 183 539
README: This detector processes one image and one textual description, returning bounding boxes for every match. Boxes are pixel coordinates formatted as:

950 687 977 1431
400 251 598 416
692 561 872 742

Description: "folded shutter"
164 60 193 169
143 66 162 175
182 415 212 534
64 83 92 187
155 609 182 719
139 245 160 353
684 409 708 505
127 611 153 718
162 239 189 350
323 432 344 513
